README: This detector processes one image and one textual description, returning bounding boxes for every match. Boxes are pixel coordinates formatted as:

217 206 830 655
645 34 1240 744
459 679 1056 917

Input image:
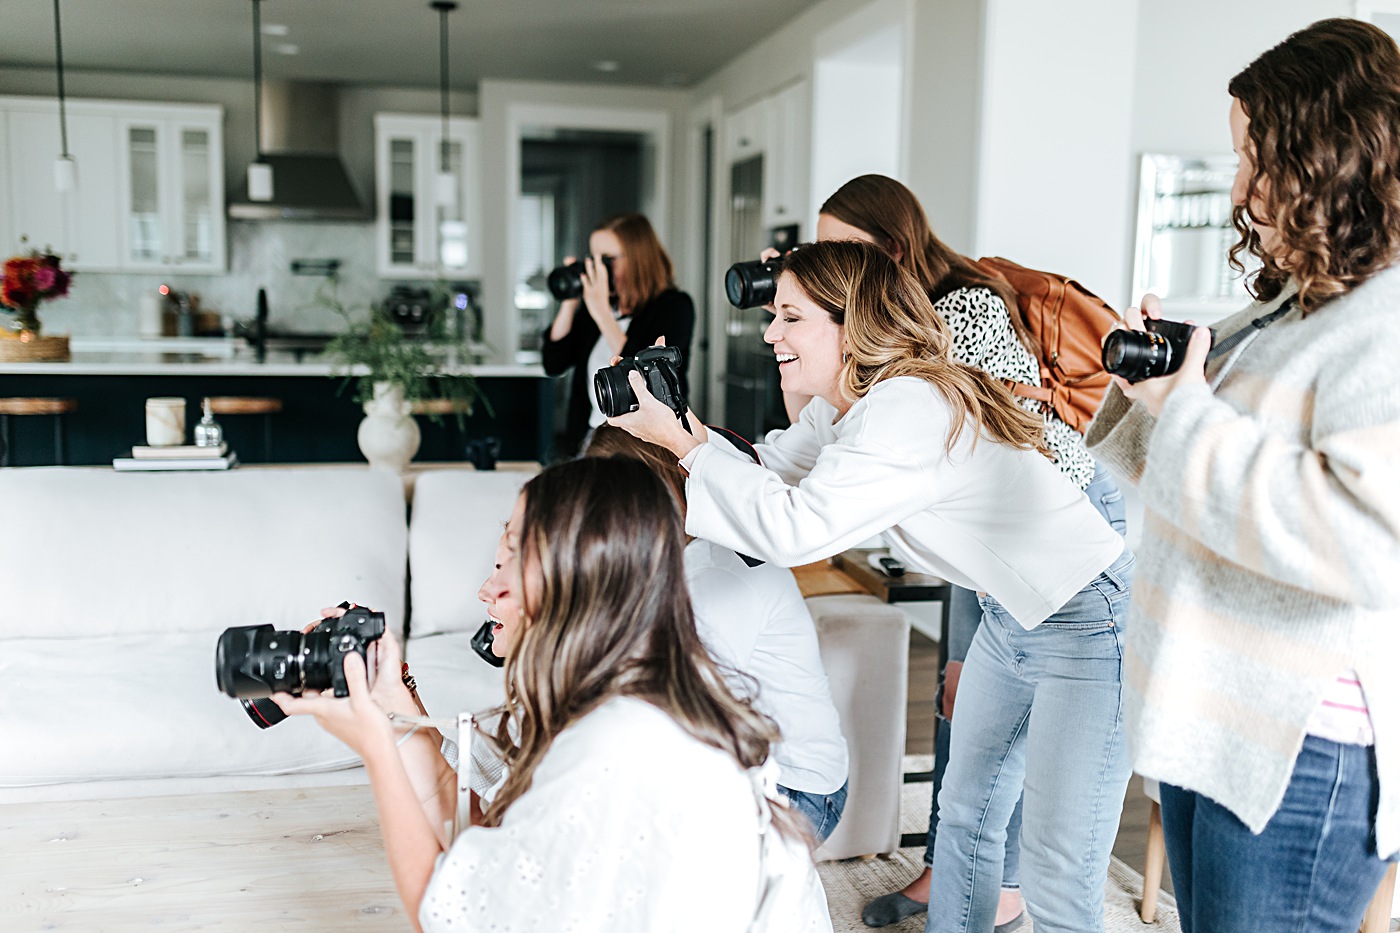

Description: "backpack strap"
1006 380 1052 404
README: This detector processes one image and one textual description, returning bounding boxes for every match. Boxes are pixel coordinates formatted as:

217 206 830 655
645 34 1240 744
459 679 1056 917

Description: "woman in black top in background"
541 212 695 454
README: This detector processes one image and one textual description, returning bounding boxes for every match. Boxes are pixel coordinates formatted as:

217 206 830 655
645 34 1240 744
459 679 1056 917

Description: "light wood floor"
903 628 1172 894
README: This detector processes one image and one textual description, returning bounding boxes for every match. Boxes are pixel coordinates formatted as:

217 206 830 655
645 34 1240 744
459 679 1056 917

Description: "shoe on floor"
994 909 1026 933
862 891 927 927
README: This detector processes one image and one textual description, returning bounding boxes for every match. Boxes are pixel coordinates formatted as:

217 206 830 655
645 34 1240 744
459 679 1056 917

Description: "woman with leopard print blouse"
811 175 1128 932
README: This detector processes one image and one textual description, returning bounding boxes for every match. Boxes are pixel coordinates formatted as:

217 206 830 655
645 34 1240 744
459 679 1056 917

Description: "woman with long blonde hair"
275 457 830 932
614 238 1135 933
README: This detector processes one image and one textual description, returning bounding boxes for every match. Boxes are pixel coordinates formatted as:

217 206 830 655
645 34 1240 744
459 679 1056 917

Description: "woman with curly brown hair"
1086 17 1400 933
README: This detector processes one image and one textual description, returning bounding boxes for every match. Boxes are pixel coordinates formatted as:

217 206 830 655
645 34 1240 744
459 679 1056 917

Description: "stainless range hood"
228 81 371 222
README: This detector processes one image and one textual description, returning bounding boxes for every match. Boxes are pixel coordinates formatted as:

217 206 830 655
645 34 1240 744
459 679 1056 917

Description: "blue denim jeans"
923 464 1128 888
780 779 848 844
1161 736 1396 933
927 546 1134 933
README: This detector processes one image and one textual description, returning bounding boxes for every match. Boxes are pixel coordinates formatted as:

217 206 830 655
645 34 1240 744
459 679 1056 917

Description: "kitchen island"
0 338 555 466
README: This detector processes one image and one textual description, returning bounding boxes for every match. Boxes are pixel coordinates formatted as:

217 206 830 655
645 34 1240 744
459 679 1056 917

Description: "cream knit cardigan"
1086 270 1400 857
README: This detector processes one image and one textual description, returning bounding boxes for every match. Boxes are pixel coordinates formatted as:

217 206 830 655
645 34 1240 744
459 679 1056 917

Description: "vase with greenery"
322 287 488 471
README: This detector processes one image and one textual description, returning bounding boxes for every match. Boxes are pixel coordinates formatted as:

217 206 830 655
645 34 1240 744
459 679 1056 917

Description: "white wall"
973 0 1140 306
810 5 907 227
1131 0 1351 158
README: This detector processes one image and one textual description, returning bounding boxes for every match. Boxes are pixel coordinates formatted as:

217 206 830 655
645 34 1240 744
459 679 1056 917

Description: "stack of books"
113 443 239 472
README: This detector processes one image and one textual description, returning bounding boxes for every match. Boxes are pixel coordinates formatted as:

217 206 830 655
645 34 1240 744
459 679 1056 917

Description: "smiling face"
476 493 528 659
1229 97 1282 260
765 273 847 410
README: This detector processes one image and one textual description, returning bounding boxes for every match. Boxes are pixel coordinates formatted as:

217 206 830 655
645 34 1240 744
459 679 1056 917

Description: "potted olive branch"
320 283 491 471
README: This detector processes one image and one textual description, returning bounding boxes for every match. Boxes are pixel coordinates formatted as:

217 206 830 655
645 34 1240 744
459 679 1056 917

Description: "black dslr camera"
594 345 687 422
1101 317 1216 384
215 605 386 729
547 255 614 301
725 254 787 309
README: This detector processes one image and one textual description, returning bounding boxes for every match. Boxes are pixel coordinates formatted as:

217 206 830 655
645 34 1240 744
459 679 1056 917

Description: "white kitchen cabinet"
115 106 225 273
762 80 810 230
722 81 811 234
374 113 483 280
723 97 769 166
0 96 224 274
1 99 122 271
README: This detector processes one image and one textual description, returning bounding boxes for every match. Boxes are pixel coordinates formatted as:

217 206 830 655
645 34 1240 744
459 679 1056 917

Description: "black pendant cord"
251 0 264 161
52 0 69 158
434 1 456 174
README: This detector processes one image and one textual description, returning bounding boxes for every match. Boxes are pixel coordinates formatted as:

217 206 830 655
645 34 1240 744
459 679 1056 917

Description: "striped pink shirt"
1306 670 1375 746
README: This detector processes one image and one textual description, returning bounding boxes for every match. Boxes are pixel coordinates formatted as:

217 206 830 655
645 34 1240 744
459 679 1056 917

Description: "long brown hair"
596 213 675 315
484 458 781 827
820 174 1028 343
783 240 1049 458
1228 18 1400 311
582 425 689 519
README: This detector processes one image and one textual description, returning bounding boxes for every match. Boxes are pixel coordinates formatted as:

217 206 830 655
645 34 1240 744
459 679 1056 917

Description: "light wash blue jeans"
780 779 849 844
924 464 1128 887
927 546 1134 933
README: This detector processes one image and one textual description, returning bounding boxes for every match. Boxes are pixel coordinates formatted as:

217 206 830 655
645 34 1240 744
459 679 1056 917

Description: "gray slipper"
994 909 1027 933
862 891 927 927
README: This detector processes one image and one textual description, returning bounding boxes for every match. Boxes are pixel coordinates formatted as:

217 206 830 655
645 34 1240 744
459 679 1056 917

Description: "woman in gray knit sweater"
1087 18 1400 933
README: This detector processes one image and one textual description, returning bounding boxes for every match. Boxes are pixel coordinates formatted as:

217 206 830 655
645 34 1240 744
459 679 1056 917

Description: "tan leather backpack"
973 256 1120 434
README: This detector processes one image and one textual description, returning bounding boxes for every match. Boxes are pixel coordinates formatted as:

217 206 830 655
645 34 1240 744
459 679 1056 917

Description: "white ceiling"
2 0 822 90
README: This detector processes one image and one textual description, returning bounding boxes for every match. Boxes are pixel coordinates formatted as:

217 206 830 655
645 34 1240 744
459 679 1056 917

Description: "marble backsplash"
37 220 389 337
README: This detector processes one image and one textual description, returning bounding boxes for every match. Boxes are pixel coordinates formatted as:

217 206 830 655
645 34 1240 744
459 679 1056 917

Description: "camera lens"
546 260 586 301
1101 330 1173 384
725 259 781 309
593 364 637 418
216 625 302 698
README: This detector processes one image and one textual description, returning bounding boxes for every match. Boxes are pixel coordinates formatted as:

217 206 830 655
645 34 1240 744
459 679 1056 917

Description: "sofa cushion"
0 633 363 787
409 470 532 638
0 468 408 640
404 632 507 719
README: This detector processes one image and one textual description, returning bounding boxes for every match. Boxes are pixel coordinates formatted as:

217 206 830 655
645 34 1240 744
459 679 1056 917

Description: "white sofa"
0 466 910 858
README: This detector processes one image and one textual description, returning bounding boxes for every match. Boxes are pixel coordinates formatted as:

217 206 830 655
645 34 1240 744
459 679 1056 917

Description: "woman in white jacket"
613 240 1134 933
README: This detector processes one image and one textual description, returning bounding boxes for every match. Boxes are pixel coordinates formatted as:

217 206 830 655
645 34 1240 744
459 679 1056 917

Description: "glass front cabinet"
116 105 225 273
374 113 483 280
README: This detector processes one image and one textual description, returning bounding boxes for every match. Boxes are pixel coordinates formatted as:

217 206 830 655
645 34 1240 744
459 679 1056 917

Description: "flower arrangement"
2 249 73 336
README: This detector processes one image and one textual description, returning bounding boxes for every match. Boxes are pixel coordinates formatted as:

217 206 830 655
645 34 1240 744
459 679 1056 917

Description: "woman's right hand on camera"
579 256 614 325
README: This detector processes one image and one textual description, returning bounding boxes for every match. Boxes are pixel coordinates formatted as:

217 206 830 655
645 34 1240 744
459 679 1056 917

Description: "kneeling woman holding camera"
613 239 1134 933
274 458 830 932
542 212 695 454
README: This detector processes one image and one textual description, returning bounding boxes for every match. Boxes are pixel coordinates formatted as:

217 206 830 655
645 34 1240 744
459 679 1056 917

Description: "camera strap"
1206 295 1298 363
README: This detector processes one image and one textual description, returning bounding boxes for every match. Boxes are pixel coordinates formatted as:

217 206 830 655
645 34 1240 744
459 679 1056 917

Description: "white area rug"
817 756 1181 933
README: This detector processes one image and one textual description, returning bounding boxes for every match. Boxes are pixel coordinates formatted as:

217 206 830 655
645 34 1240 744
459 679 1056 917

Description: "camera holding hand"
594 345 688 423
1101 317 1215 384
547 255 615 302
215 605 386 729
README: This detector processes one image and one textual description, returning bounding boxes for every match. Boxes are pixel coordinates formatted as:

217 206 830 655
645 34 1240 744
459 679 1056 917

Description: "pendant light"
246 0 273 202
52 0 75 192
431 1 458 206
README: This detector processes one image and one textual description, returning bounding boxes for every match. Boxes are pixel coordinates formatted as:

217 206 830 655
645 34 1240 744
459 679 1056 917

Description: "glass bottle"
194 397 224 448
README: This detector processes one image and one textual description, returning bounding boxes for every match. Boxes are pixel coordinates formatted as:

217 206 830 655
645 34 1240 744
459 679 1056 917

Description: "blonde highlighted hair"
782 240 1049 459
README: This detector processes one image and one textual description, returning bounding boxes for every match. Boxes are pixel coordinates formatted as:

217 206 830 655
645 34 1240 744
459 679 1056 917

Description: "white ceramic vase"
357 382 420 472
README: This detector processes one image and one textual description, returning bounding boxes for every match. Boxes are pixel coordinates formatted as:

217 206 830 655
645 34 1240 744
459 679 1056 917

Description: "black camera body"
594 345 687 420
547 255 614 302
215 606 386 729
725 255 786 309
1101 317 1215 383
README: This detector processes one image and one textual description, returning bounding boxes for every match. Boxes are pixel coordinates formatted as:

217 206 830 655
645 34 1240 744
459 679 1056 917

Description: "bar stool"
206 396 282 462
0 397 78 466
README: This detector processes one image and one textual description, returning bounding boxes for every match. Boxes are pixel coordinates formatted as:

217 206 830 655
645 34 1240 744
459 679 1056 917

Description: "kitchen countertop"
0 337 545 378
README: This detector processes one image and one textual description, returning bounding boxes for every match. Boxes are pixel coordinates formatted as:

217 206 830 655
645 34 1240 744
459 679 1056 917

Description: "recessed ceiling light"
260 22 289 36
591 60 620 73
274 42 300 55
